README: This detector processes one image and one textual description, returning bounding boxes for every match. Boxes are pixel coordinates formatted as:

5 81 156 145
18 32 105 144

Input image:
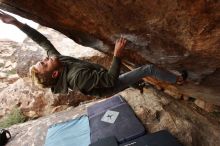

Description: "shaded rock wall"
0 0 219 104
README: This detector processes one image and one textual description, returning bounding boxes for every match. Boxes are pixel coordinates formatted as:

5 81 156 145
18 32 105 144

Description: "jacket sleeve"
20 24 60 56
108 56 121 81
74 56 121 93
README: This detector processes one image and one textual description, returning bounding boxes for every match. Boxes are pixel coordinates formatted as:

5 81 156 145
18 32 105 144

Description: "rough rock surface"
5 88 220 146
121 88 220 146
0 0 219 105
0 40 20 91
0 78 66 118
0 76 94 119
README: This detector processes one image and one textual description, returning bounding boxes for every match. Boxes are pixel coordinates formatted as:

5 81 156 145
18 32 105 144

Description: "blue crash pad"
120 130 182 146
88 95 146 144
89 136 118 146
44 115 90 146
87 95 125 118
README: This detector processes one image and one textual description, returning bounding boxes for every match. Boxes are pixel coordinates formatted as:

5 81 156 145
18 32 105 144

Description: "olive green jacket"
21 25 121 97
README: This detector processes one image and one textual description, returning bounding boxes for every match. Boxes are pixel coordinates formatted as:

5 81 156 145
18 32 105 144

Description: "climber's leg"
111 64 178 93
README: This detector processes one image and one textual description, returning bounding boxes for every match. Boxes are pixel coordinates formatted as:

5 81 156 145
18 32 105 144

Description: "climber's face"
34 56 60 74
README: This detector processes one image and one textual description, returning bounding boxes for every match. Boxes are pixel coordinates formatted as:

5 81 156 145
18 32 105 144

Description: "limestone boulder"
0 40 21 91
0 78 55 118
121 88 220 146
0 77 96 119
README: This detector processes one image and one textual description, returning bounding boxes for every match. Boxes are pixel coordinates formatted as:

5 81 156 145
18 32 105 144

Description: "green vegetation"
6 68 17 75
0 63 4 68
0 107 26 128
11 44 18 48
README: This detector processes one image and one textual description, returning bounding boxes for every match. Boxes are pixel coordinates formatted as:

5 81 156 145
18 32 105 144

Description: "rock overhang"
0 0 219 105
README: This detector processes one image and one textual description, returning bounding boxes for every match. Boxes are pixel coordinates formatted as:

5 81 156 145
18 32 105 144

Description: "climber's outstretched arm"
0 10 60 56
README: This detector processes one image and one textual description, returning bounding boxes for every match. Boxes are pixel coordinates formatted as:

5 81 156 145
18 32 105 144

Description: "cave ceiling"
0 0 219 105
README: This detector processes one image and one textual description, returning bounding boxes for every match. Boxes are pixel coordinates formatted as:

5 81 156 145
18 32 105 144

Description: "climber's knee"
141 64 155 75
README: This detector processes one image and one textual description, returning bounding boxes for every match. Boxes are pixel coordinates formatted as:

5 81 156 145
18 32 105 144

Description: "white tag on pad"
101 110 119 124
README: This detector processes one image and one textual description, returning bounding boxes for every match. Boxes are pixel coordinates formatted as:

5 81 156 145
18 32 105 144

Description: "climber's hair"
29 65 57 88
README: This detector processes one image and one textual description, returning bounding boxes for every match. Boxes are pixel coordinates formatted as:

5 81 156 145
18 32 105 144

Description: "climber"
0 11 186 97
